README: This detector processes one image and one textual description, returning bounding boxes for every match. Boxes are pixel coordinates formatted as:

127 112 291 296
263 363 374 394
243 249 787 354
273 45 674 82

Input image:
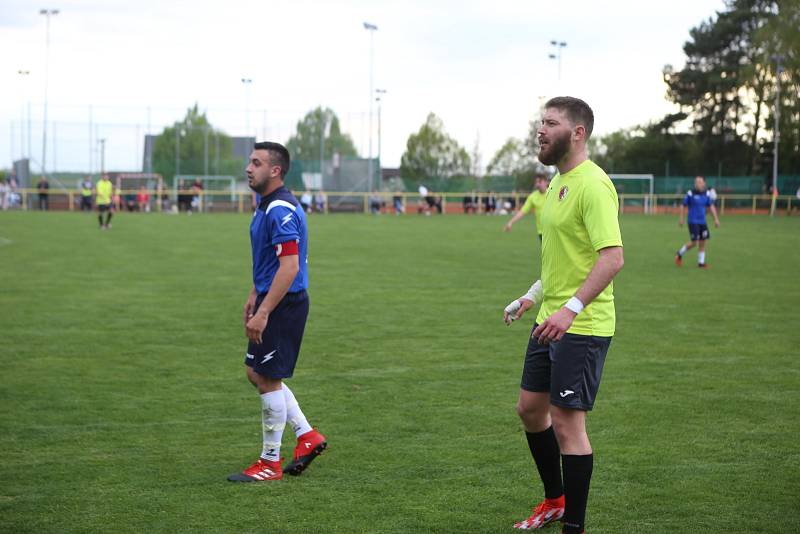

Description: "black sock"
525 427 563 499
562 453 593 534
106 212 113 225
98 214 103 227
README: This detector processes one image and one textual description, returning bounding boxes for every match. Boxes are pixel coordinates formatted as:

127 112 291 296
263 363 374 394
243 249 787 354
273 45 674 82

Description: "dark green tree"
662 0 799 175
400 113 470 181
152 104 241 185
285 107 358 161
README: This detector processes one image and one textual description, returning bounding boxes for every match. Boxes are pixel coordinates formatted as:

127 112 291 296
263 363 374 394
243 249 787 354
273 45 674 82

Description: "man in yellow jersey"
502 97 623 533
96 174 114 230
79 175 94 212
504 173 550 240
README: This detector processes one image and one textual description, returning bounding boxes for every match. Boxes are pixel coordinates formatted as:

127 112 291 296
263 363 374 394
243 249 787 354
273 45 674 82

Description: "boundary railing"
3 189 799 216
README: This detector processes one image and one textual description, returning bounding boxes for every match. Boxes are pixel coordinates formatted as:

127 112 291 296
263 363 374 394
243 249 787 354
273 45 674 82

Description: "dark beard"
538 132 570 166
248 180 266 195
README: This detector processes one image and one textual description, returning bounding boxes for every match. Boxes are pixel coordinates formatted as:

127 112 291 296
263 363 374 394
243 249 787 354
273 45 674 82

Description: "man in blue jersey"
228 142 327 482
675 176 720 268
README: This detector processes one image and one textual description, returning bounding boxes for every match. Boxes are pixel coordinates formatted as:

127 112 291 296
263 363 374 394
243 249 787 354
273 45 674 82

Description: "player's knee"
516 399 549 428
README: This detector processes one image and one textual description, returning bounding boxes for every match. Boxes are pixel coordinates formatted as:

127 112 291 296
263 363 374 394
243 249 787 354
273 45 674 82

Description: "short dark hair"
545 96 594 138
254 141 291 179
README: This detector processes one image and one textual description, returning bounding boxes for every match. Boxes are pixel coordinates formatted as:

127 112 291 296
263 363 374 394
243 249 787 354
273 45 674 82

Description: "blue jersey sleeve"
683 192 691 206
267 207 301 246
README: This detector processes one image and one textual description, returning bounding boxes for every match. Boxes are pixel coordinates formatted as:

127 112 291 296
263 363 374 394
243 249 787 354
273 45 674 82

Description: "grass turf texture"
1 211 798 533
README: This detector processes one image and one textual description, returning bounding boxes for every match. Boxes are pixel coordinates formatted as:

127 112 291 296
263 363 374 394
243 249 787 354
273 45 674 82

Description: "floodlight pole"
549 40 567 91
17 70 30 160
241 78 252 136
770 55 784 217
363 22 378 192
99 138 106 174
40 8 59 177
375 89 387 182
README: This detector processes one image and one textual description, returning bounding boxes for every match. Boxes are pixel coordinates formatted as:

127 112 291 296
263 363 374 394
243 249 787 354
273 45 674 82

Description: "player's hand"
243 295 257 325
532 307 576 344
504 298 533 325
678 220 684 227
503 222 513 232
714 219 720 228
246 313 268 344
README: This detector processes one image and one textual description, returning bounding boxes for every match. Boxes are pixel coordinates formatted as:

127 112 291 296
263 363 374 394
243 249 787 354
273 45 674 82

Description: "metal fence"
5 188 799 216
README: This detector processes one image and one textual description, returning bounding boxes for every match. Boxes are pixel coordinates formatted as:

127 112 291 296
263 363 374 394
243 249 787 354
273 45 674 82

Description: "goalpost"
174 175 239 213
609 174 654 214
116 173 164 212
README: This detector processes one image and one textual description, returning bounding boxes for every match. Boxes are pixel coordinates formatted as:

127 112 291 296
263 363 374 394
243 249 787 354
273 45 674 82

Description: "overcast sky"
0 0 726 174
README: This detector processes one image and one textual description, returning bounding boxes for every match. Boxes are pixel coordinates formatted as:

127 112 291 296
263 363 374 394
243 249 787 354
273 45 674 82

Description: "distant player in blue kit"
675 175 720 268
228 142 327 482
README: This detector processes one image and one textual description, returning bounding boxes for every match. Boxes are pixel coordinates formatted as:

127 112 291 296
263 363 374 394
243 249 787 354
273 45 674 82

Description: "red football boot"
513 495 565 529
227 458 282 482
285 428 327 476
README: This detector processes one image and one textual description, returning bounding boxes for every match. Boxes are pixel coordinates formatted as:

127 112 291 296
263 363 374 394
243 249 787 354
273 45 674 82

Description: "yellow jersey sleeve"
582 177 623 251
519 193 536 214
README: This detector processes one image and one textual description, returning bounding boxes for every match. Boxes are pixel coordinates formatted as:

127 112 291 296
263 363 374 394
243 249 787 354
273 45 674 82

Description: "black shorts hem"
519 382 548 393
549 398 593 412
245 358 294 380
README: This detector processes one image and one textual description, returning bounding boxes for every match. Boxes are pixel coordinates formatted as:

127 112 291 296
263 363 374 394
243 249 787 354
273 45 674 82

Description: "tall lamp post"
375 89 387 181
17 70 31 160
241 78 253 137
40 8 59 176
770 54 784 217
548 40 567 90
363 21 378 192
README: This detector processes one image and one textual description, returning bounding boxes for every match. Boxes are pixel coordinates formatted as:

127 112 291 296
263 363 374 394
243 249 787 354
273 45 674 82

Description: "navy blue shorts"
245 290 309 379
688 223 710 241
521 324 611 411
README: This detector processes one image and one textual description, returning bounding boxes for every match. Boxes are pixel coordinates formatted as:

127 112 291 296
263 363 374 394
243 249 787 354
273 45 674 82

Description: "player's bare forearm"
255 255 300 318
504 210 526 230
710 204 720 226
574 246 624 307
243 286 258 324
678 205 684 225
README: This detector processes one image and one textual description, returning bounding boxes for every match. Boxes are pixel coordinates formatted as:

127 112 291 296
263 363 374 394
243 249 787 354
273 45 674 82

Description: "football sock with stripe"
282 383 312 438
259 390 286 462
562 453 593 534
525 426 564 499
678 245 687 257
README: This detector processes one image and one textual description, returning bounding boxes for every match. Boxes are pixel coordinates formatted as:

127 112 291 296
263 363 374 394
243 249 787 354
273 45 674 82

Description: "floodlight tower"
363 21 378 192
241 78 253 136
40 8 59 176
771 54 784 216
375 89 387 173
18 70 31 159
548 40 567 90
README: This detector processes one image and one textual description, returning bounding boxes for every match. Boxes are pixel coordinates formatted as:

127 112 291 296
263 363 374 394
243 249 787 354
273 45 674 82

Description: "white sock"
259 390 286 462
678 245 687 256
282 383 313 438
698 251 706 264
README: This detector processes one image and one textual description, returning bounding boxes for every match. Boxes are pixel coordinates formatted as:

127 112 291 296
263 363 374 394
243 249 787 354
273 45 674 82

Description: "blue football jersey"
250 187 308 294
683 189 713 225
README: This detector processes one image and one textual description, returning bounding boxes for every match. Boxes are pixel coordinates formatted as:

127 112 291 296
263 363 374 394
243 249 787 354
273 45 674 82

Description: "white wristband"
565 296 584 314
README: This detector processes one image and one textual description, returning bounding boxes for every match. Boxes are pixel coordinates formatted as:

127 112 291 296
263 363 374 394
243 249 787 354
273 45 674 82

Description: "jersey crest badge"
558 185 569 201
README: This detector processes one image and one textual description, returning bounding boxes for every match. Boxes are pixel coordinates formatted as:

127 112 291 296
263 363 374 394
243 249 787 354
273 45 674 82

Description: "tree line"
151 1 797 187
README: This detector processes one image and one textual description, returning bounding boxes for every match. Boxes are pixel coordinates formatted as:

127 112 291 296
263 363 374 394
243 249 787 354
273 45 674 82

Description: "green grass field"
1 210 799 533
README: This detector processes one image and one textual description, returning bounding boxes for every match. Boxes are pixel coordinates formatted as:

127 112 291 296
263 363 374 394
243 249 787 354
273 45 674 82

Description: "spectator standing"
37 176 50 211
